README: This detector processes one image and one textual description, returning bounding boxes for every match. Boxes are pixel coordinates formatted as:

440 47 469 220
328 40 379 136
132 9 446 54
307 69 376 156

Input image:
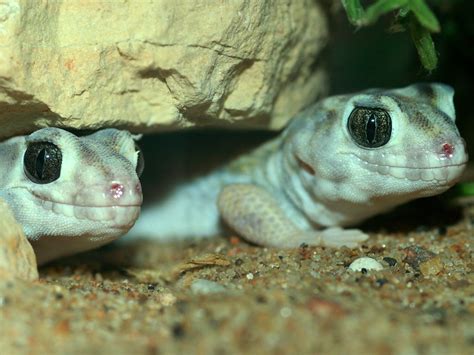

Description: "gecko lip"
352 155 468 183
28 189 142 208
30 193 141 227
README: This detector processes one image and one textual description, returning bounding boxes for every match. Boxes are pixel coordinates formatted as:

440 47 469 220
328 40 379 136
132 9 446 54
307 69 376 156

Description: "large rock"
0 0 328 138
0 199 38 281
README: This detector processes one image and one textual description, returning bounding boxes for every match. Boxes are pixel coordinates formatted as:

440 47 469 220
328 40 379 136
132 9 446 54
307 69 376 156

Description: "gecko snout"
438 138 467 162
135 182 142 194
110 183 125 199
108 181 143 205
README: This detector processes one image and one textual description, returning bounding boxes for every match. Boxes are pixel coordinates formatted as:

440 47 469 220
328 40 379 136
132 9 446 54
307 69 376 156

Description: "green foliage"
457 183 474 196
409 0 440 32
341 0 440 71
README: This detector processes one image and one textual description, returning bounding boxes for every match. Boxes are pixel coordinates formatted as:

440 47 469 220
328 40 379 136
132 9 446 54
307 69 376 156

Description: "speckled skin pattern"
130 83 468 247
0 128 143 264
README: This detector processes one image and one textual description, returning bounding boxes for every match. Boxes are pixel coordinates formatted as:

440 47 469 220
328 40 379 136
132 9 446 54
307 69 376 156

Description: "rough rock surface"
0 1 328 138
0 199 38 281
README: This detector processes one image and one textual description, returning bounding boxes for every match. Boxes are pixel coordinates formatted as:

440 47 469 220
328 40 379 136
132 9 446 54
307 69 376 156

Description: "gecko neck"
251 138 317 230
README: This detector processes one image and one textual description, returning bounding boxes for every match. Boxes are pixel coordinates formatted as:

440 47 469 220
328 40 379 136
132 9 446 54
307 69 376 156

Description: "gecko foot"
317 227 369 248
279 227 368 248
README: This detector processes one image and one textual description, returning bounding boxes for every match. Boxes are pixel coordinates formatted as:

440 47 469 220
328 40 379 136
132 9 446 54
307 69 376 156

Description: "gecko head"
0 128 144 264
289 83 468 209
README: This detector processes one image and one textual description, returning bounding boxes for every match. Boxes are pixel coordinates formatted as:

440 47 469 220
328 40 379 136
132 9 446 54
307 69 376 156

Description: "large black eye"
24 142 62 184
135 143 145 177
347 107 392 148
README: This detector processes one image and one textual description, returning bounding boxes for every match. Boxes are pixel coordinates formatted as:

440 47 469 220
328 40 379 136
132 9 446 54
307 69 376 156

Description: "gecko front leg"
218 184 368 248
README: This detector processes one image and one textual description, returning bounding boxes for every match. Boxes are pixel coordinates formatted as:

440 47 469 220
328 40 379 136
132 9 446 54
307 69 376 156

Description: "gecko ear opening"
134 143 145 177
434 84 455 121
416 83 456 121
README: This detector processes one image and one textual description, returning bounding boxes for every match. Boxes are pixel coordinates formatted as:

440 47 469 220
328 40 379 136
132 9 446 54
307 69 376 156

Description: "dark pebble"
172 323 186 338
402 245 436 270
383 257 398 267
0 296 10 306
234 258 244 266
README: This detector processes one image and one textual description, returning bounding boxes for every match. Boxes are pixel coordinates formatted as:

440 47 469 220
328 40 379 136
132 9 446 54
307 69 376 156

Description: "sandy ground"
0 190 473 355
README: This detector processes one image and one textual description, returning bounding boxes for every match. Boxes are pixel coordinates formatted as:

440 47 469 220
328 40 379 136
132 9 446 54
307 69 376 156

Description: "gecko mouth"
34 197 141 228
352 155 468 183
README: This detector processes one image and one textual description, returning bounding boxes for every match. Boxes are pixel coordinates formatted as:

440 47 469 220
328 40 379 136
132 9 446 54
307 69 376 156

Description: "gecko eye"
348 107 392 148
24 142 62 184
135 143 145 177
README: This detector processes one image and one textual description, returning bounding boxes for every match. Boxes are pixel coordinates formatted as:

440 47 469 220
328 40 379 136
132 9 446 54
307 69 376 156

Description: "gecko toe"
319 228 369 248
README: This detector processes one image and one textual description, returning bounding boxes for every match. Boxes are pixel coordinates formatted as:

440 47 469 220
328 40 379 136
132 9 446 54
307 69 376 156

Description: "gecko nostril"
110 183 125 199
441 143 455 158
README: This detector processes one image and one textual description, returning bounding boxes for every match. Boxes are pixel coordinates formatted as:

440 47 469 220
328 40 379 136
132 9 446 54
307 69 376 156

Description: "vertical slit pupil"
366 114 377 144
36 148 46 179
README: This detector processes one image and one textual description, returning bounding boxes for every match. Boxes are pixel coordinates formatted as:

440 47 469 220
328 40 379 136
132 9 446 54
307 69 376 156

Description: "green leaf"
457 183 474 196
409 0 441 32
364 0 409 25
409 15 438 71
341 0 365 25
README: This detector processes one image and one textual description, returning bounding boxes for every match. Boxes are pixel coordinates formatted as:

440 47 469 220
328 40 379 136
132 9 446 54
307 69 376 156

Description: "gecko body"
131 83 468 247
0 128 143 264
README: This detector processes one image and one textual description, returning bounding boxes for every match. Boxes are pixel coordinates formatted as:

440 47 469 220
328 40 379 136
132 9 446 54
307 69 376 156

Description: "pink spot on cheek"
110 183 125 199
442 143 454 158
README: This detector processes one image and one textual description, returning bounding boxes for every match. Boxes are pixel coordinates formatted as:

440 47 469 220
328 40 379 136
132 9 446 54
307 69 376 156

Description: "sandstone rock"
0 199 38 281
0 1 328 138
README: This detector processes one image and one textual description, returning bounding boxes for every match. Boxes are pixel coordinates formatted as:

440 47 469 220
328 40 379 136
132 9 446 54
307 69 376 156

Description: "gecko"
0 128 144 265
129 83 468 247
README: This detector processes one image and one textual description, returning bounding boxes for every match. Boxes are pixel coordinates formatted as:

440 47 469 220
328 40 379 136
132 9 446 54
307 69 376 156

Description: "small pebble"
171 323 186 338
280 307 292 318
348 257 384 272
234 258 244 266
402 245 436 270
190 279 226 295
419 256 444 276
383 257 398 267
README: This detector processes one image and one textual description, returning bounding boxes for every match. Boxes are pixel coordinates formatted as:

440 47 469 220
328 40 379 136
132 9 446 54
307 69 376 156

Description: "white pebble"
280 307 292 318
348 257 384 272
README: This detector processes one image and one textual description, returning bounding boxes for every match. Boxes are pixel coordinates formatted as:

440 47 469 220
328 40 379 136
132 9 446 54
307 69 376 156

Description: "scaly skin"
130 83 468 248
